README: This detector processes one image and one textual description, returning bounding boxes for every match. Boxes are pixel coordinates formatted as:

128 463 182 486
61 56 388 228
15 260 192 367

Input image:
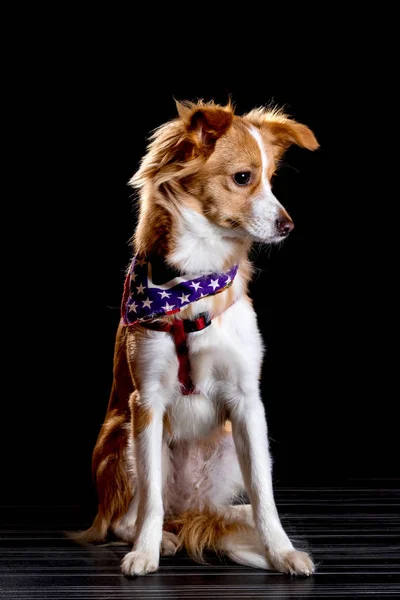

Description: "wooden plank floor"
1 487 399 598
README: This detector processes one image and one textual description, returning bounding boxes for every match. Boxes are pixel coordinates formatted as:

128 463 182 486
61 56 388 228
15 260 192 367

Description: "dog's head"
132 100 318 244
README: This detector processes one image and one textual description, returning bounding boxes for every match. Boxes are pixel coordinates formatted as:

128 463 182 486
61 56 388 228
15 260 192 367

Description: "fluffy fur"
73 100 319 577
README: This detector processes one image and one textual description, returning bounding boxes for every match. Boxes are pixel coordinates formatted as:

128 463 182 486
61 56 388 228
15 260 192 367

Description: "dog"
74 100 319 576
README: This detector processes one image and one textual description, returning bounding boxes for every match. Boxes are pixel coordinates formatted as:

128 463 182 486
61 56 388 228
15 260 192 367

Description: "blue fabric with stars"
121 256 239 326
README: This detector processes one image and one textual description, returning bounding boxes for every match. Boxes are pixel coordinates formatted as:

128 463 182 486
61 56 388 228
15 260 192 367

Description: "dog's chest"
165 298 263 441
165 329 235 441
166 393 222 441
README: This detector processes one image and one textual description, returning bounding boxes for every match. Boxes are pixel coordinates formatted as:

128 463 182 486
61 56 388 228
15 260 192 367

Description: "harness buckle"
198 312 212 328
183 312 212 333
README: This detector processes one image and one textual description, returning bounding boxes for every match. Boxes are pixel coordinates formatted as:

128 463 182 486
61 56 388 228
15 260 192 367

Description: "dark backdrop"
5 23 398 506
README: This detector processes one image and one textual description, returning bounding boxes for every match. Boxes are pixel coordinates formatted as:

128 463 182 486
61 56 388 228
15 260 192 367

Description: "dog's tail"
164 508 270 569
67 512 109 544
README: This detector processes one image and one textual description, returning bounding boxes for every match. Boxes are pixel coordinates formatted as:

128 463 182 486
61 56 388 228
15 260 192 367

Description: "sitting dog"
75 100 319 576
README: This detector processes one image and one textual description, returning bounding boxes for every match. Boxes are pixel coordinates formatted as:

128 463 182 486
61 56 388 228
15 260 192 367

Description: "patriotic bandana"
122 256 239 326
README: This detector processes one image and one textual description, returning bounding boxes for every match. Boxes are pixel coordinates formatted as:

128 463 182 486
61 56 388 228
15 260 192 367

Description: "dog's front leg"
121 395 164 576
230 394 314 576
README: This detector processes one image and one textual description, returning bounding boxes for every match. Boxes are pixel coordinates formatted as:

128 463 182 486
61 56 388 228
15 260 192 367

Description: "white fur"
169 206 241 273
221 526 272 570
249 125 269 175
246 125 287 243
166 434 244 514
121 198 314 576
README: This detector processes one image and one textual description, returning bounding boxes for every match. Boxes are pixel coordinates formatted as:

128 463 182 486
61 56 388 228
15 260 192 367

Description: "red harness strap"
141 313 211 395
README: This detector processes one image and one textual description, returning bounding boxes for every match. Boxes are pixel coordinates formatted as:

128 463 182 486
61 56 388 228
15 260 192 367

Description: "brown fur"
71 325 133 543
133 403 153 437
163 413 172 436
244 106 319 163
165 509 251 564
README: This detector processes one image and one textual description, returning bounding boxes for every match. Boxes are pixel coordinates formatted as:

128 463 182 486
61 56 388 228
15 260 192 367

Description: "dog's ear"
245 107 319 160
267 120 319 156
176 101 234 152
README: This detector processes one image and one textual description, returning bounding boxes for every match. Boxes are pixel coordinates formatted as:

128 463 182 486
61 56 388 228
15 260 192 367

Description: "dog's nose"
276 217 294 237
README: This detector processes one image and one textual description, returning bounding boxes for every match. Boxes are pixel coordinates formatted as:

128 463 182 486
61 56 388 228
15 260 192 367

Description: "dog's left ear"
245 108 319 160
176 101 234 153
267 120 319 156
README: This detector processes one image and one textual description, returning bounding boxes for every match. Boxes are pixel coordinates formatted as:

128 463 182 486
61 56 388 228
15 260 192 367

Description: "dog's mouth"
215 214 294 244
240 219 295 244
270 225 295 244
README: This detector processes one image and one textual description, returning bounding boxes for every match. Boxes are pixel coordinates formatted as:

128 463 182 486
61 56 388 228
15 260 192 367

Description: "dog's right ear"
176 101 234 153
130 101 234 189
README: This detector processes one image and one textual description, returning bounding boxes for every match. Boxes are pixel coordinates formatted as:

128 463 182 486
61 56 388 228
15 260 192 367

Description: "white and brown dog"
75 100 319 576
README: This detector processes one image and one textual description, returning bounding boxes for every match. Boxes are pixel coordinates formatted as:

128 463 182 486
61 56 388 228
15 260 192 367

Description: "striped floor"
1 487 399 598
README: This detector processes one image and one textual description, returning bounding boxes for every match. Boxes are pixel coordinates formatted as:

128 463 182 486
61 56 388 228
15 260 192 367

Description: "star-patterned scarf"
122 256 239 326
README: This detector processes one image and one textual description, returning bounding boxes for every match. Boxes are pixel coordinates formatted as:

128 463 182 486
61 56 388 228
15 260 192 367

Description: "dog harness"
121 256 238 394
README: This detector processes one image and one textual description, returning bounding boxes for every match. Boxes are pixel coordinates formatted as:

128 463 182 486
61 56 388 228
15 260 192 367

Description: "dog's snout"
276 217 294 237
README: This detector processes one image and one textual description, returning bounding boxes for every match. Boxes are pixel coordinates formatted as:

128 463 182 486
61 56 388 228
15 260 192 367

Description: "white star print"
163 302 175 312
208 278 220 290
158 290 171 299
178 293 190 304
128 301 138 313
136 283 146 294
136 258 147 267
131 272 138 282
142 297 153 309
225 275 231 285
190 281 202 292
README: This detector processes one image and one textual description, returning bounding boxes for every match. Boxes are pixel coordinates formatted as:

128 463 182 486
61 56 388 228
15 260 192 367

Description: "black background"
5 18 398 507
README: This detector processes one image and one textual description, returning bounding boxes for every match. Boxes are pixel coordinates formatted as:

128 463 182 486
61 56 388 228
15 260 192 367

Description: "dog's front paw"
121 549 159 576
268 549 314 576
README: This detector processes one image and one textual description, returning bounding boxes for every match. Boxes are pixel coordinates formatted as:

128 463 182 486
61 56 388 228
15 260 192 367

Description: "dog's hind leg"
220 526 272 570
220 504 271 568
165 505 271 569
70 414 133 544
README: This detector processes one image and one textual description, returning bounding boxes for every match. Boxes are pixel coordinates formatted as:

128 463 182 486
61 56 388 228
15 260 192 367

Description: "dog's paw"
268 549 314 576
121 549 159 576
161 530 179 556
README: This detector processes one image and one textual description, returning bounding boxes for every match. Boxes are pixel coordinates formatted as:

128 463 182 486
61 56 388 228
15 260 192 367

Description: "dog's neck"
137 201 250 277
168 206 248 274
133 194 253 322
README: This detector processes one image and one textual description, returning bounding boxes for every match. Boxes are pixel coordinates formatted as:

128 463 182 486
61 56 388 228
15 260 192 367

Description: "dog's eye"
233 172 251 186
